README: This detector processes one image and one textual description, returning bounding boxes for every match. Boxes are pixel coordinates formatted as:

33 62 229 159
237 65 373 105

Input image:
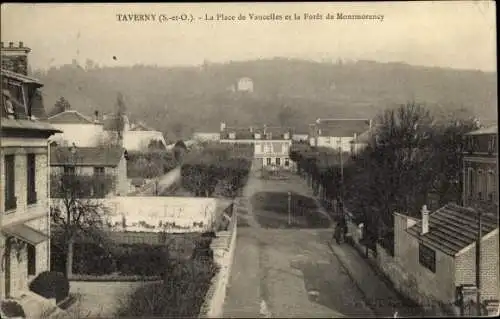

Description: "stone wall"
199 210 237 318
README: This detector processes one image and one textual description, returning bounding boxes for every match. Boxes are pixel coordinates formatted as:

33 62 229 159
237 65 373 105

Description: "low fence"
199 208 238 318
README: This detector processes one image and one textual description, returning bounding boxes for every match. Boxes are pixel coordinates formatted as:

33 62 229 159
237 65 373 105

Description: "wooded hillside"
34 58 497 140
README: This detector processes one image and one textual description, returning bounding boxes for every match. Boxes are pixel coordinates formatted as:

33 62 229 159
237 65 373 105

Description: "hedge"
115 258 218 318
29 271 69 303
51 237 214 277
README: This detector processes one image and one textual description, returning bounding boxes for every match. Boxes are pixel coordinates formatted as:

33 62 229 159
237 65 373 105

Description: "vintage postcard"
0 2 497 318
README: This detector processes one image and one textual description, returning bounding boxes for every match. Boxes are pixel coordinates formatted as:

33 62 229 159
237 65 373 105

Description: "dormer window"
254 133 261 139
283 133 290 140
2 90 15 118
229 132 236 139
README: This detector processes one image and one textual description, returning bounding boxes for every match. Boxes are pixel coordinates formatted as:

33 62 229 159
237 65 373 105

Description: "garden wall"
199 210 238 318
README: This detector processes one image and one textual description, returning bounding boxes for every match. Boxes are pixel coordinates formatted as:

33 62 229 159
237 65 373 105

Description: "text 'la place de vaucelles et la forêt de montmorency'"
115 12 385 23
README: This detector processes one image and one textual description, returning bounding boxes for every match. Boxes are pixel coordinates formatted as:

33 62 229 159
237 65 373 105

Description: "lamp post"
288 191 292 225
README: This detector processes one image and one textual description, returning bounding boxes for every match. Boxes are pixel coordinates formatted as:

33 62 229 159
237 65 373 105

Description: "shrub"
1 299 26 318
116 258 219 318
29 271 69 303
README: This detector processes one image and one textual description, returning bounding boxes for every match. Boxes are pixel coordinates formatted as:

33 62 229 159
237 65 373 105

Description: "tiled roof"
406 203 498 256
50 146 125 167
221 125 292 140
465 125 498 136
48 110 95 124
316 119 371 137
1 68 42 86
130 122 155 131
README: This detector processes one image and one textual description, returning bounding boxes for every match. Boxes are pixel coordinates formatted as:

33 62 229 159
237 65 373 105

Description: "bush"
1 299 26 318
116 258 218 318
29 271 69 303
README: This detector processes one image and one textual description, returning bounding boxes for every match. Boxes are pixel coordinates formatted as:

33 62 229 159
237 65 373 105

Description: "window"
488 136 496 154
94 167 105 175
4 155 16 211
27 154 37 204
487 170 496 202
477 170 485 200
266 158 272 165
27 244 36 275
467 168 474 198
276 158 281 166
64 166 75 175
419 243 436 273
285 158 290 167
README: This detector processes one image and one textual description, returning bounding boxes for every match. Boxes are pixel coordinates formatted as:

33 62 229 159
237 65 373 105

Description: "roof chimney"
94 110 100 123
220 122 226 132
2 41 30 75
421 205 430 234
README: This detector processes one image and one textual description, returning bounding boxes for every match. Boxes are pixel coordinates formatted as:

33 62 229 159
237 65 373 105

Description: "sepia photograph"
0 1 498 318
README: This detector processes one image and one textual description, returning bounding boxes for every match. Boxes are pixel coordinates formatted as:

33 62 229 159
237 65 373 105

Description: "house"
102 114 167 151
254 126 294 171
463 124 498 216
236 77 254 93
1 42 61 300
309 118 372 153
219 122 294 170
48 109 104 147
50 145 129 197
394 203 498 311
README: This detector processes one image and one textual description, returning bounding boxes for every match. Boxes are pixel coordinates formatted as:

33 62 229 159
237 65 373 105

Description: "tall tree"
48 97 71 117
50 169 113 277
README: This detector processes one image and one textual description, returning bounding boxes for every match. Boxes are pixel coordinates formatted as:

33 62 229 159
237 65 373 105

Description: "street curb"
326 241 379 317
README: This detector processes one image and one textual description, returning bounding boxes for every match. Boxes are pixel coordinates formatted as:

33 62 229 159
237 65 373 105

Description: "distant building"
237 77 254 93
220 122 294 171
1 42 61 299
193 132 221 142
309 118 372 153
48 109 104 147
102 115 167 151
50 145 129 197
463 124 498 216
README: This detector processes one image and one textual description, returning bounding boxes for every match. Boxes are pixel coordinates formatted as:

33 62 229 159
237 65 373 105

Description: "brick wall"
455 230 499 302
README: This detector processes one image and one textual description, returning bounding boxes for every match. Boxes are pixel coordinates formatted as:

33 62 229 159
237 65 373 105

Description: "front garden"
49 232 218 318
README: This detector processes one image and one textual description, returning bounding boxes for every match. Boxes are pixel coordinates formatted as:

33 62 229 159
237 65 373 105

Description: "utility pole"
476 210 482 315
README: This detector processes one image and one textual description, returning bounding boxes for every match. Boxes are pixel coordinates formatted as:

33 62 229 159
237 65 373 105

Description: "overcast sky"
1 2 496 71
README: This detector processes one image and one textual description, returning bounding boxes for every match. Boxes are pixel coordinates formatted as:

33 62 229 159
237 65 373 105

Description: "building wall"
115 156 128 196
312 136 355 152
393 213 457 303
1 138 50 300
254 140 293 170
123 130 167 151
50 160 125 197
193 133 221 142
455 230 499 302
50 123 104 147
